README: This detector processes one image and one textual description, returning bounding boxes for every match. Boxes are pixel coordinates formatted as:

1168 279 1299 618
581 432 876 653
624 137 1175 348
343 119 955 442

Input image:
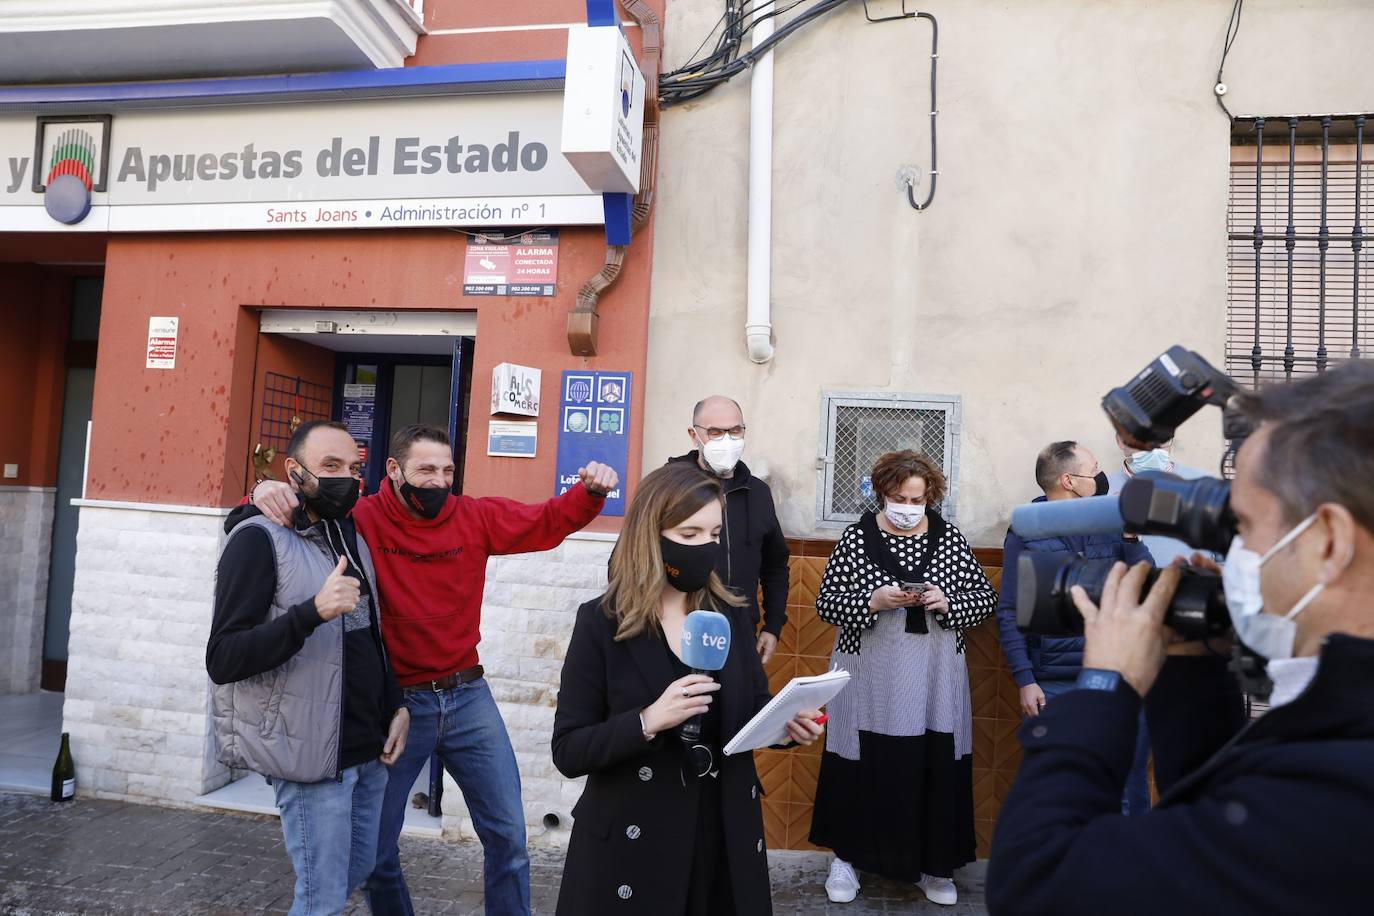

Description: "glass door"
335 339 473 495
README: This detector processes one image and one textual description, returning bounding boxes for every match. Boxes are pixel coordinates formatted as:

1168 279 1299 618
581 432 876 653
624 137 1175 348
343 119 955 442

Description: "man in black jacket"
987 361 1374 914
207 421 408 915
669 396 790 664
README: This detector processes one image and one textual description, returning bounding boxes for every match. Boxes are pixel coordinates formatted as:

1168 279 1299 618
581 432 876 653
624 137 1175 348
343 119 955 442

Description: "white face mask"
699 434 745 476
1265 656 1319 708
884 502 926 531
1221 513 1324 661
1128 448 1174 474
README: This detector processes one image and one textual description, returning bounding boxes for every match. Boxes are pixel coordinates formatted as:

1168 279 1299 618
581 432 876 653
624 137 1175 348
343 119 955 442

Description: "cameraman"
987 361 1374 914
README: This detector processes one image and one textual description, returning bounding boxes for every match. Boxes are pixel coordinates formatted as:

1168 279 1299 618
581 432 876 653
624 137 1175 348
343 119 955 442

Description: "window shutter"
1228 119 1372 386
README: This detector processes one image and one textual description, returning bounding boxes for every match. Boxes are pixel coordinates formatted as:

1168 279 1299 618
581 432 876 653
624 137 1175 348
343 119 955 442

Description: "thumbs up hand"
314 556 361 621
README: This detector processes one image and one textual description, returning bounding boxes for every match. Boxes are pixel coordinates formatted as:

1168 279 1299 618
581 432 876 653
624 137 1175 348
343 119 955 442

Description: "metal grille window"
816 391 962 527
1227 116 1372 385
259 372 333 453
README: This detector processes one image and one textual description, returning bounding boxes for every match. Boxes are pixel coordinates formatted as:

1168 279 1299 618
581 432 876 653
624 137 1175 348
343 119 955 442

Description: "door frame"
332 339 474 495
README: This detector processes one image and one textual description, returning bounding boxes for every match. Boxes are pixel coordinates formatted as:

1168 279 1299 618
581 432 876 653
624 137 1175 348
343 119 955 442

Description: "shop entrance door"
336 341 474 493
42 277 102 692
256 309 477 494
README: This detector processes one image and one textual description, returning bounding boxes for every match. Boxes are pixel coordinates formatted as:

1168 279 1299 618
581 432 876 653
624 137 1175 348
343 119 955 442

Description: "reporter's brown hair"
604 463 743 641
870 450 947 508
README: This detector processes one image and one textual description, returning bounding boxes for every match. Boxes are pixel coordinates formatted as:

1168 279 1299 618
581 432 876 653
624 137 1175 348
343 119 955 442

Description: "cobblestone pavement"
0 794 988 915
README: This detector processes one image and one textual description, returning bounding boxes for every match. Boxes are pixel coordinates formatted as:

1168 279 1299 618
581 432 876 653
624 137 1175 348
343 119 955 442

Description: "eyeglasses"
694 424 746 441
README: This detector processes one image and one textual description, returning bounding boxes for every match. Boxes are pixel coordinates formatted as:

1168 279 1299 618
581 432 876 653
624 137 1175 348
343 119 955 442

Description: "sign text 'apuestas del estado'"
113 133 548 192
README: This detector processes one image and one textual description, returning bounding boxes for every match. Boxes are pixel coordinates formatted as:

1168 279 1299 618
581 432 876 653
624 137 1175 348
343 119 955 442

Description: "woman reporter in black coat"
552 462 824 915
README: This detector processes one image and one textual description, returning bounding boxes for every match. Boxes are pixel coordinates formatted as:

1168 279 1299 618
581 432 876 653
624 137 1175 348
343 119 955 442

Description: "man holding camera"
987 361 1374 913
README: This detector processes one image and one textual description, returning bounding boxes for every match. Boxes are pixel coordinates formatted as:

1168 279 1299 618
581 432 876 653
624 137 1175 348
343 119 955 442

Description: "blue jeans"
366 678 530 916
1038 678 1153 816
273 759 389 916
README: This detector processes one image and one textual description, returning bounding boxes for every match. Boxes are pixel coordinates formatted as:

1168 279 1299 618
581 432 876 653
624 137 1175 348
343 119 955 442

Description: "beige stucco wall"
643 0 1374 546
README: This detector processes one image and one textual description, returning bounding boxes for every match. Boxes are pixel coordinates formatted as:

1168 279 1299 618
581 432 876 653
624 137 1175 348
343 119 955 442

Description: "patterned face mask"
884 502 926 530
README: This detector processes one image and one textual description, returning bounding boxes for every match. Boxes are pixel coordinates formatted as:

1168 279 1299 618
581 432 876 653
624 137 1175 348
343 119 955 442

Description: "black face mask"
397 471 449 520
1069 471 1110 498
292 466 360 520
660 537 721 593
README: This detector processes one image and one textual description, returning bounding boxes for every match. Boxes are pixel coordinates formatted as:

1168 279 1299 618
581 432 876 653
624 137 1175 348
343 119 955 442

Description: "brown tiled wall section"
755 539 1015 859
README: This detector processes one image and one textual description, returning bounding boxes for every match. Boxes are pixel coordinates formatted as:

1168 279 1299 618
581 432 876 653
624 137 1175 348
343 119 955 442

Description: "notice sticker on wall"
488 420 538 458
463 229 560 296
145 317 179 369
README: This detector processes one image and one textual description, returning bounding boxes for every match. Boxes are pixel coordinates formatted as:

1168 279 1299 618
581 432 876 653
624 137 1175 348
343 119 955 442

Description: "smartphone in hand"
900 581 930 594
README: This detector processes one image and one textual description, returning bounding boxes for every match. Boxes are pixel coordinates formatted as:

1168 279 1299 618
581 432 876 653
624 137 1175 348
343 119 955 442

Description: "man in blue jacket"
997 440 1154 815
987 359 1374 915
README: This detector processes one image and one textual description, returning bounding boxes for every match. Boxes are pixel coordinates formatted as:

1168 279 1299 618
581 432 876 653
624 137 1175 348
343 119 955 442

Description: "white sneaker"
825 858 860 903
917 874 958 906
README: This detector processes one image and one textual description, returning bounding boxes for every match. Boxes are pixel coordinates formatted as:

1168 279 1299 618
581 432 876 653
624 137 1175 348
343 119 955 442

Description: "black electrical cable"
1214 0 1245 119
659 1 750 105
660 4 838 97
661 0 765 82
659 0 850 106
737 0 810 39
667 0 844 85
907 11 937 210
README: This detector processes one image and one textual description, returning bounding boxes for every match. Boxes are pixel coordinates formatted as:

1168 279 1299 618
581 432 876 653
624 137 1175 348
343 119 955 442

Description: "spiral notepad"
723 668 852 756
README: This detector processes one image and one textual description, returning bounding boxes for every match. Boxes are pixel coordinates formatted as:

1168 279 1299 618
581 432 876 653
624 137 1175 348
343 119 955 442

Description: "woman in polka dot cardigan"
810 450 997 907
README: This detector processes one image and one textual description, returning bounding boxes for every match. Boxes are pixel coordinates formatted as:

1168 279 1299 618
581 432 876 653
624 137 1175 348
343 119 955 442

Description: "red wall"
89 227 652 528
0 266 71 488
412 1 663 69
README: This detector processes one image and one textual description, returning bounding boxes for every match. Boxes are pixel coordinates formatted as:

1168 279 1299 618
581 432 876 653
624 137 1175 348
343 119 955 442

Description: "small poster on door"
463 229 560 297
145 317 179 369
554 370 632 516
342 383 376 439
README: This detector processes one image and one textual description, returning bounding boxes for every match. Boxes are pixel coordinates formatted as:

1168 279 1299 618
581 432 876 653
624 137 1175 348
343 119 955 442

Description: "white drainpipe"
745 4 776 364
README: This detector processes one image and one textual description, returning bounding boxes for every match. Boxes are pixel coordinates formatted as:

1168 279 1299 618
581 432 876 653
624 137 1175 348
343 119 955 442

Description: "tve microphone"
679 610 731 743
1009 495 1123 541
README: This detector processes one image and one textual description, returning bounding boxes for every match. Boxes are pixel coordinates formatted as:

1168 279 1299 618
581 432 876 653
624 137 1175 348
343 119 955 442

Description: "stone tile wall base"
438 534 610 847
0 488 57 695
62 504 230 804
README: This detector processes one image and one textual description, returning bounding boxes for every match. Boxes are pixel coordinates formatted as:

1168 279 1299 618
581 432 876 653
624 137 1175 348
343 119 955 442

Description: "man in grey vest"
208 420 408 916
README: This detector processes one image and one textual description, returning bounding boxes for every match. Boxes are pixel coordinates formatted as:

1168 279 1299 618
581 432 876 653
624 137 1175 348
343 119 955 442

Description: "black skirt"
683 774 734 916
809 729 975 881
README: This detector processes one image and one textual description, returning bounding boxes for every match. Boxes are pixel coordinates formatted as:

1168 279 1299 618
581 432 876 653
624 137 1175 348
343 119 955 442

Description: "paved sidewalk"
0 793 988 914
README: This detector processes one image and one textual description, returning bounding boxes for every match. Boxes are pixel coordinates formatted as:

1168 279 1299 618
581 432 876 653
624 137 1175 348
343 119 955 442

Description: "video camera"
1016 347 1247 640
1103 345 1253 447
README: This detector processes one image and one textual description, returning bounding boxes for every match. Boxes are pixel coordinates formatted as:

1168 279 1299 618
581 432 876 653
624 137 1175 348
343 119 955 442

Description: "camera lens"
1119 473 1236 556
1016 551 1231 640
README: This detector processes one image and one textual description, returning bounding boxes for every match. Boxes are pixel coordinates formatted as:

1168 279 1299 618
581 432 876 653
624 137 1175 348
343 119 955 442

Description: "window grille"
816 391 962 527
259 372 333 454
1227 116 1372 387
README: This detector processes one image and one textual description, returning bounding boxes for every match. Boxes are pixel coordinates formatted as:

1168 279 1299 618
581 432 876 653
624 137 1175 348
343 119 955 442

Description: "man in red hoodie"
238 424 617 916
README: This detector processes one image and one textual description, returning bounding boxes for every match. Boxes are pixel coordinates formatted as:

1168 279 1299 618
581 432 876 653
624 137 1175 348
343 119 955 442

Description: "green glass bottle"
51 732 75 802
